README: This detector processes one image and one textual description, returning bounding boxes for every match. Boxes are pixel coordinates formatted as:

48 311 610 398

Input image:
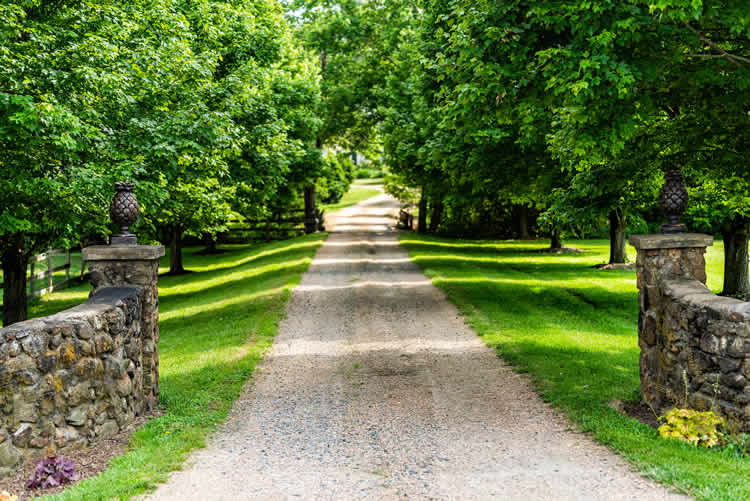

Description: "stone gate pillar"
82 245 164 413
629 233 713 409
82 182 164 412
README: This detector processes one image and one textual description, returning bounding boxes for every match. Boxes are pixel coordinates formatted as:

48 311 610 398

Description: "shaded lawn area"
0 251 86 309
33 234 326 500
322 186 382 213
400 235 748 501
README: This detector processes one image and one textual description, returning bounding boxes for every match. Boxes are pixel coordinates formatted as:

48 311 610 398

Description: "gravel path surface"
148 193 688 500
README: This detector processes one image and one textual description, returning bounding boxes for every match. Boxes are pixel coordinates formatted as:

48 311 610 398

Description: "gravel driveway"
148 193 687 500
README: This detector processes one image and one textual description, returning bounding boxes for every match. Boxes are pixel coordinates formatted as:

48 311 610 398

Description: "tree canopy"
4 0 750 324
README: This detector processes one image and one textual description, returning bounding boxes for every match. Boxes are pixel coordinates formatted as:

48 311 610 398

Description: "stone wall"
631 234 750 433
0 245 163 477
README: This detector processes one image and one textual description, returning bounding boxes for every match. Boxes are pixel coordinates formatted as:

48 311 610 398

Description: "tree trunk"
304 185 317 234
2 238 28 327
550 229 562 250
200 234 221 254
609 209 627 264
206 237 217 254
169 224 185 274
721 226 750 296
417 187 428 233
429 199 444 233
518 205 530 240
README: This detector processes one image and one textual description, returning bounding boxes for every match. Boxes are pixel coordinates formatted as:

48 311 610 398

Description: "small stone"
94 334 114 354
728 337 749 358
0 441 23 469
12 423 32 447
68 382 91 406
96 420 119 438
13 394 37 424
75 357 103 378
37 352 58 373
78 340 95 356
700 333 722 355
58 341 78 366
49 334 63 349
54 426 79 448
6 341 21 357
21 333 46 358
66 405 89 427
103 357 123 377
721 372 747 390
116 374 133 396
720 357 742 373
40 398 55 417
6 354 36 373
77 322 94 340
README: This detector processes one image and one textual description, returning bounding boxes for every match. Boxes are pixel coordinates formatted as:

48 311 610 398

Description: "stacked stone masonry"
0 245 162 477
631 234 750 433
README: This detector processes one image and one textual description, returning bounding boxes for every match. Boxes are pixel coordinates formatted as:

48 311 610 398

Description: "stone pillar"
82 245 164 413
629 233 713 409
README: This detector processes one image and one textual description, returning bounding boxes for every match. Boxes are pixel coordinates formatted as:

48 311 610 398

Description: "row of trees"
4 1 750 324
362 0 750 295
0 0 366 326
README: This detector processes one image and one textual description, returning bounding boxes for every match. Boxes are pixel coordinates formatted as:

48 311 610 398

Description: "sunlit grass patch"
322 187 382 212
33 234 325 500
401 234 749 501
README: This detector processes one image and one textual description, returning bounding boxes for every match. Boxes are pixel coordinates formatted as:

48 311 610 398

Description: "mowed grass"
400 235 749 501
322 185 382 213
352 177 385 186
31 234 326 500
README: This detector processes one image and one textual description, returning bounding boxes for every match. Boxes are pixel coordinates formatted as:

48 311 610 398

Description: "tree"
0 0 192 324
533 1 750 288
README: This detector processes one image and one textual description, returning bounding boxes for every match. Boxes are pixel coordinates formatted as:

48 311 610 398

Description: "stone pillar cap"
83 245 165 261
629 233 713 250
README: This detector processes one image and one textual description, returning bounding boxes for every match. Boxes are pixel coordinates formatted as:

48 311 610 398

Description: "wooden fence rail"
0 248 77 298
221 208 326 242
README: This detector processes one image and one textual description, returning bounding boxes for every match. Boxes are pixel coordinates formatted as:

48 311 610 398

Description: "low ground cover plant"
658 409 725 448
26 457 78 490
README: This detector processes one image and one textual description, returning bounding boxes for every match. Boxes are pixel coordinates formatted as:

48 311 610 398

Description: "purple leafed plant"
26 457 79 490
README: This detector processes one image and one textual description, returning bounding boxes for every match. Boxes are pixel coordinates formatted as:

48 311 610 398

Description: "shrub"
318 153 355 204
355 168 373 179
658 408 725 448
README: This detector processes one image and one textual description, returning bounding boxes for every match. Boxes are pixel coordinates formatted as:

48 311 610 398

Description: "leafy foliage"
658 408 725 448
724 433 750 458
26 456 79 489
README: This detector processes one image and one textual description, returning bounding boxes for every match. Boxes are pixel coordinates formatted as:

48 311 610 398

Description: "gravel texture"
147 193 687 500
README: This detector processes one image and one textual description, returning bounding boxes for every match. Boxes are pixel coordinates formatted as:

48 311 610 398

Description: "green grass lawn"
32 234 325 500
322 185 382 212
400 235 748 501
352 178 385 186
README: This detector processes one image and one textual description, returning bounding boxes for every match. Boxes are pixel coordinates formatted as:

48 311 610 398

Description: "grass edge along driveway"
32 234 326 500
400 234 749 501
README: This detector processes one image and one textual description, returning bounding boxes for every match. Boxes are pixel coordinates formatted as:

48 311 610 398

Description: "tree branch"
683 22 750 67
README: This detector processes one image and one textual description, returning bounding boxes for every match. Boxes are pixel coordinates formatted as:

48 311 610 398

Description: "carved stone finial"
659 170 688 234
110 182 140 245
